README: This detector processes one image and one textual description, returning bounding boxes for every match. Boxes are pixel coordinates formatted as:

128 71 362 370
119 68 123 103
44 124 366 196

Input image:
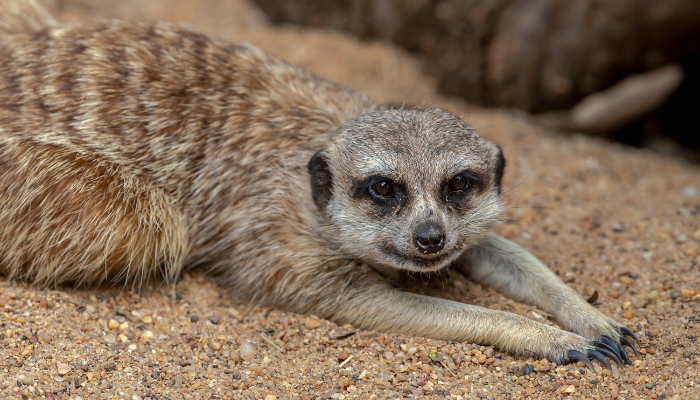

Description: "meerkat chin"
0 0 639 368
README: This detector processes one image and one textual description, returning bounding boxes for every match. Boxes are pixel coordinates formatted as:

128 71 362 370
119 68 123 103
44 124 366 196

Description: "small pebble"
304 318 321 329
265 396 277 400
646 382 654 389
19 376 33 386
190 315 200 323
483 347 494 357
57 362 71 375
211 341 221 351
239 341 257 361
104 362 116 372
682 185 699 198
669 291 680 300
108 319 119 330
208 316 220 324
418 356 432 364
562 385 576 394
141 316 152 324
523 364 535 375
338 351 349 361
21 344 33 357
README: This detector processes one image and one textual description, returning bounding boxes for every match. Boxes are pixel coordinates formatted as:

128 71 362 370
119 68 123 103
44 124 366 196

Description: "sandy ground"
2 1 700 399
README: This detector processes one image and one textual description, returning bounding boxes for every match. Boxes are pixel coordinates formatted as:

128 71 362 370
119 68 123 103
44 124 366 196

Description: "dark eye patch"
352 175 406 214
442 170 484 207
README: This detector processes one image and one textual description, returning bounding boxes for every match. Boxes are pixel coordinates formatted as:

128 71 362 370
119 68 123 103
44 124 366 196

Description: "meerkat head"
307 108 505 273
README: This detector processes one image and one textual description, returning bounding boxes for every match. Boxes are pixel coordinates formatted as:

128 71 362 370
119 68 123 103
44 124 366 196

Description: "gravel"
0 0 698 399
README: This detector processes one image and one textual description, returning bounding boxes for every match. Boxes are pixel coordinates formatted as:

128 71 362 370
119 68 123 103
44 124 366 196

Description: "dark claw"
595 347 623 367
593 338 618 357
619 335 641 357
619 326 641 346
566 349 593 370
587 349 612 371
612 340 631 365
601 335 631 365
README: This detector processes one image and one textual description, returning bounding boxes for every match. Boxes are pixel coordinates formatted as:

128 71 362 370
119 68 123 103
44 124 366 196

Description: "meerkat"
0 0 638 368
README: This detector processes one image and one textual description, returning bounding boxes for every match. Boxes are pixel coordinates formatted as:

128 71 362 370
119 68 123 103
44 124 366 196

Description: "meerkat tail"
0 0 56 35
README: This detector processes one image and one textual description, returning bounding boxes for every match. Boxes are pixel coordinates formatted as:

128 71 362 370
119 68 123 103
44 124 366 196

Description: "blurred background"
49 0 700 162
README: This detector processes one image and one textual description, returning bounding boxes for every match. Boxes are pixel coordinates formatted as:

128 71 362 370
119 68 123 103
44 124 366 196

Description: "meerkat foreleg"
456 233 639 364
330 279 622 367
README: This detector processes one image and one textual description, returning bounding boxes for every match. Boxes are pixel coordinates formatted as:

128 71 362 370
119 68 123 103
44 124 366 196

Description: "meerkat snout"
414 221 445 254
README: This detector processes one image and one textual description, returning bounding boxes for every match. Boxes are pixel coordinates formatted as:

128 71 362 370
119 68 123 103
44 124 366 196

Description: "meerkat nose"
414 222 445 254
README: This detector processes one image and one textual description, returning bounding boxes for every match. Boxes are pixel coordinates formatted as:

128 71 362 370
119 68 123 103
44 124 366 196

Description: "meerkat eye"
449 176 468 192
443 171 483 204
371 179 395 197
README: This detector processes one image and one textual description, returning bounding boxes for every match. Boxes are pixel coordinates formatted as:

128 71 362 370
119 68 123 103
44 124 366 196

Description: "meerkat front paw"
557 310 641 366
559 328 641 369
543 329 636 370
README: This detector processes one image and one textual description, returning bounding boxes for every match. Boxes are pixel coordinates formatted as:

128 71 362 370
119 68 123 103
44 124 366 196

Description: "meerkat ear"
307 149 334 211
494 145 506 194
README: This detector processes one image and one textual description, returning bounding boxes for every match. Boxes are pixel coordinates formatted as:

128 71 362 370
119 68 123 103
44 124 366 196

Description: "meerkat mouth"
383 245 457 270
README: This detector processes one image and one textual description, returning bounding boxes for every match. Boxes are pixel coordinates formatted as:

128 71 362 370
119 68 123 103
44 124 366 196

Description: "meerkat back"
0 1 373 287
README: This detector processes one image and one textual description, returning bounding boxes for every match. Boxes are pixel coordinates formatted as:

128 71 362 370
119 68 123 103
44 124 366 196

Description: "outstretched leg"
0 140 190 287
271 258 626 366
455 233 638 362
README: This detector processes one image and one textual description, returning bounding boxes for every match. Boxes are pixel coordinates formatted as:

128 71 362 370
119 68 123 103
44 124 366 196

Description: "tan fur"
0 1 636 364
0 0 55 35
